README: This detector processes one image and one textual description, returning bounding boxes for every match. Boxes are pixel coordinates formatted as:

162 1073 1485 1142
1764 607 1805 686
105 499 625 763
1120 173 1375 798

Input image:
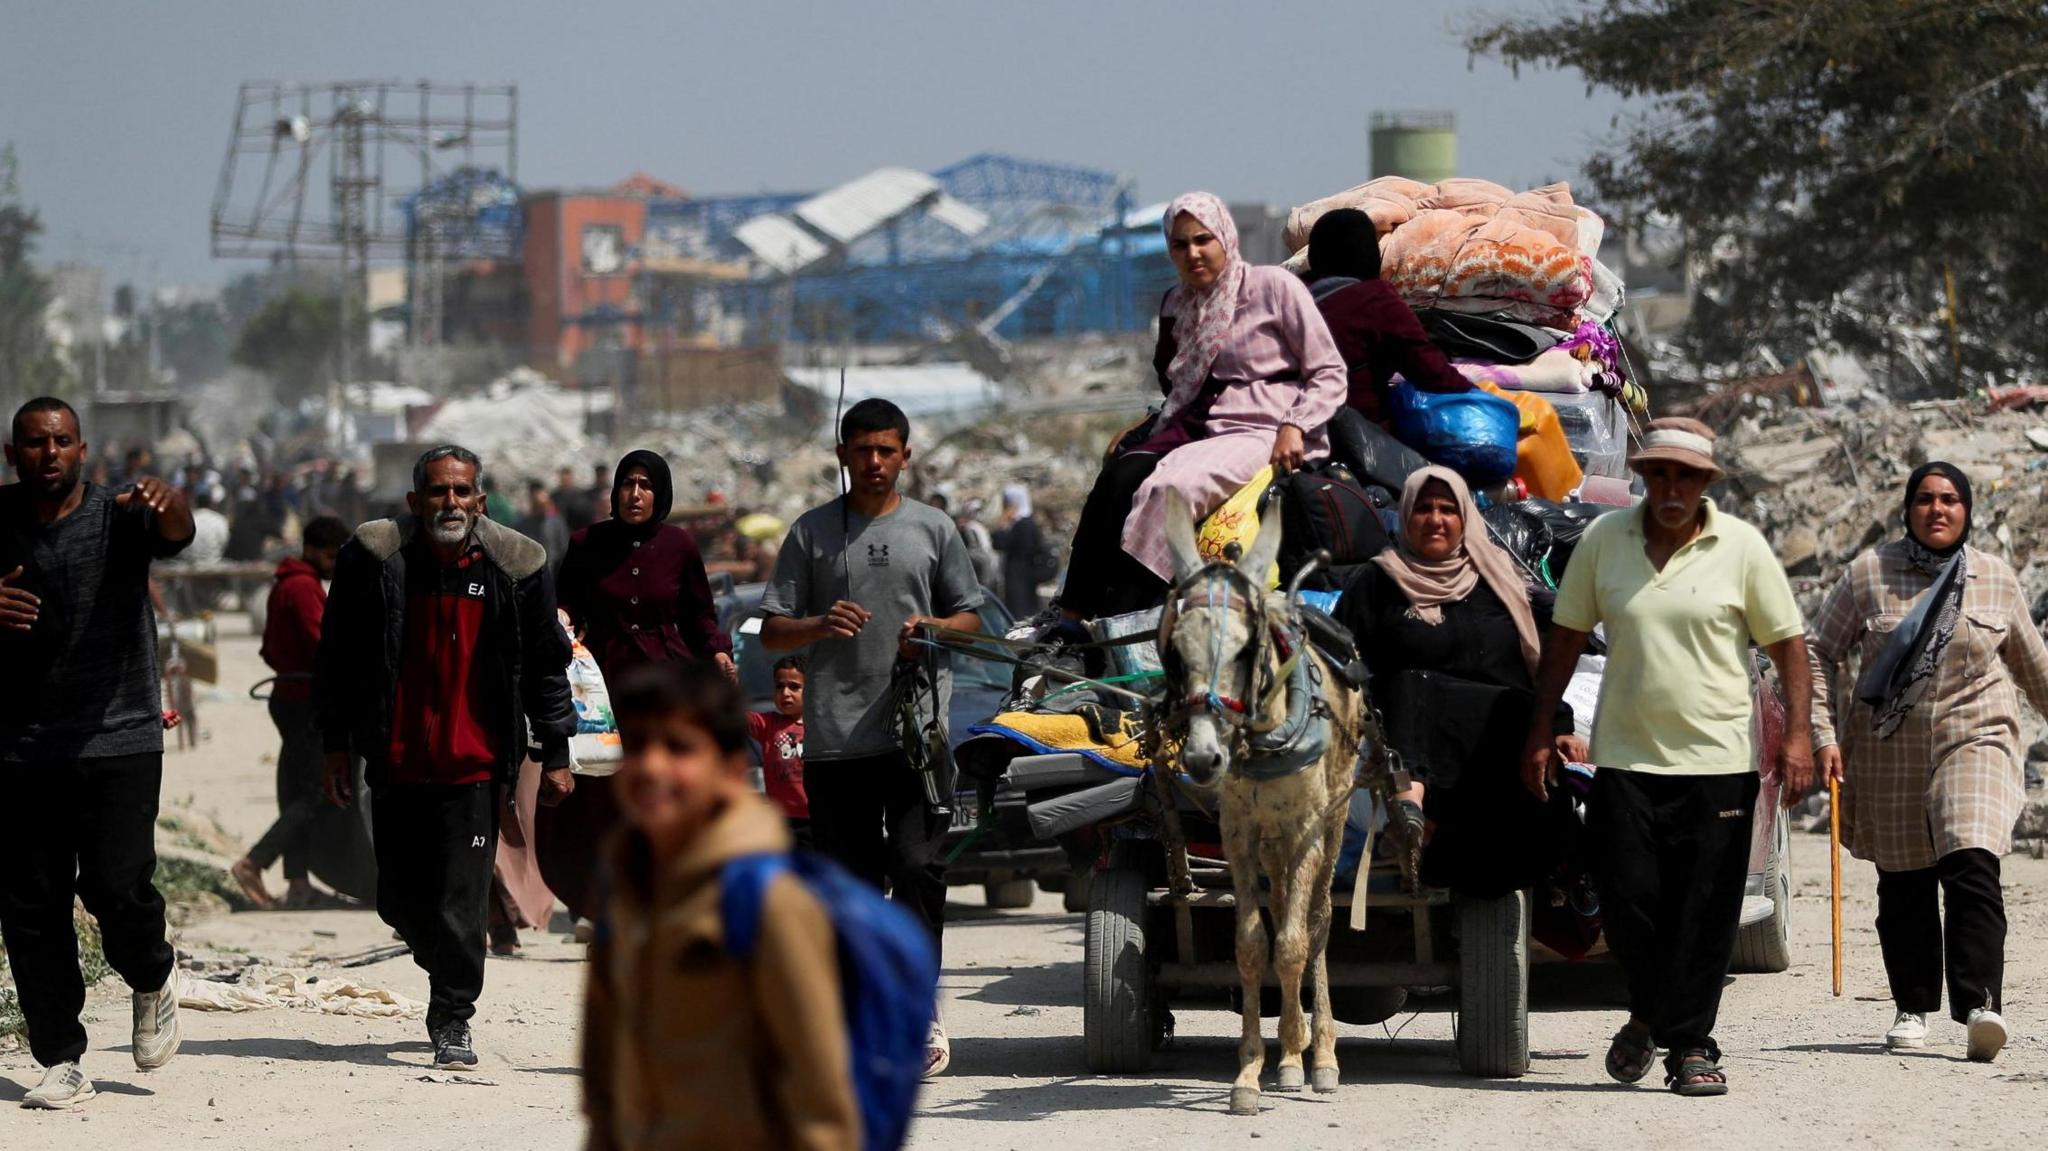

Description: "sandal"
1667 1050 1728 1097
1605 1023 1657 1084
1392 800 1426 891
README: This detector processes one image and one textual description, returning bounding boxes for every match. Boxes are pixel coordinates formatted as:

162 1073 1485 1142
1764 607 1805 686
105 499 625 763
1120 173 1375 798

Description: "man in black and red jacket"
313 444 574 1071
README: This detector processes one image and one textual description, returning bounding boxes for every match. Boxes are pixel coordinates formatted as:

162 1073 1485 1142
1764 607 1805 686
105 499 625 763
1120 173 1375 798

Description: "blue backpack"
721 851 939 1151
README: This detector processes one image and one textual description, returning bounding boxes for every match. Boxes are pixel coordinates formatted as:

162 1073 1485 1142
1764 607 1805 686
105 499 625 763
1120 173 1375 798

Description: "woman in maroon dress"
539 450 734 922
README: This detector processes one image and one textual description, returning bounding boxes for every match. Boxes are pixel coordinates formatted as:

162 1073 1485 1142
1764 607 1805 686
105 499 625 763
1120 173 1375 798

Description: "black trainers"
431 1021 477 1069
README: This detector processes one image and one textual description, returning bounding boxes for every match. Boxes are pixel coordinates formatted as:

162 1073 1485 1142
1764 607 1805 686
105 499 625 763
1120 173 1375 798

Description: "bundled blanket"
1285 177 1614 332
1451 348 1597 395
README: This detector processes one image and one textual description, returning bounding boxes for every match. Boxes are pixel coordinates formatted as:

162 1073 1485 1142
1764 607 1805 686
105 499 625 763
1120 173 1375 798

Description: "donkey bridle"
1160 561 1282 728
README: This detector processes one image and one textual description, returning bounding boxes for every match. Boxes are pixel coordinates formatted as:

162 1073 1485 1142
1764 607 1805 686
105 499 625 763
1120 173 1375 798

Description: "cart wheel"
1732 809 1793 974
1455 889 1529 1079
1084 864 1155 1073
985 879 1037 910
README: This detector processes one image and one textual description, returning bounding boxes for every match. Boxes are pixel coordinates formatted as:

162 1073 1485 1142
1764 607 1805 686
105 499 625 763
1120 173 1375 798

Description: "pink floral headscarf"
1160 192 1246 415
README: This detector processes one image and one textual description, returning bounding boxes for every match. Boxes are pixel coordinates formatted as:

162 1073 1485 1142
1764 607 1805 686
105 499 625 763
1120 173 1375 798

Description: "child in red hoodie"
747 655 809 844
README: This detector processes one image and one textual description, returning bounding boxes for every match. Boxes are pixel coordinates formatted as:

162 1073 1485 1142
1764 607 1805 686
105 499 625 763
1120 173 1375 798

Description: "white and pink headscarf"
1160 192 1246 416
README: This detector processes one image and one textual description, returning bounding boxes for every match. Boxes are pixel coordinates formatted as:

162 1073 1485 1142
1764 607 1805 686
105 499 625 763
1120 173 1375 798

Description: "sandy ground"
4 617 2046 1149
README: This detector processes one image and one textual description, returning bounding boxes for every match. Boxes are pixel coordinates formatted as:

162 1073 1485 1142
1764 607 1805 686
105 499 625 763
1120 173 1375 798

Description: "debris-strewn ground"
5 618 2048 1149
1721 399 2048 608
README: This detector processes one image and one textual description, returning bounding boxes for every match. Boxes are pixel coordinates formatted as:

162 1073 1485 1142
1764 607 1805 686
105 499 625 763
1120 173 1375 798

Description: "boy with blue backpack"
583 661 936 1151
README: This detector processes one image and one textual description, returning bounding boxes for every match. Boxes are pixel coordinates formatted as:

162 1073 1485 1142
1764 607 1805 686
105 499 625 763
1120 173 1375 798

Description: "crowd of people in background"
101 444 1050 623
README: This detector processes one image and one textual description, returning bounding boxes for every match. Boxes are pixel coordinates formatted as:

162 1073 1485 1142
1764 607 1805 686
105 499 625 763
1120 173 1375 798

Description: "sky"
0 0 1631 291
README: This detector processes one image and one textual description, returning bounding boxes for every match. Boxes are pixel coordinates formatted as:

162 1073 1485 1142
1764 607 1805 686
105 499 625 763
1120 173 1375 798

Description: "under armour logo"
866 542 890 567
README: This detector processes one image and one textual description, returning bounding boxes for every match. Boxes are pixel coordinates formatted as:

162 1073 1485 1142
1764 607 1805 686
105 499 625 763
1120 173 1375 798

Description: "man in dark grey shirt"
761 398 981 1077
0 397 193 1109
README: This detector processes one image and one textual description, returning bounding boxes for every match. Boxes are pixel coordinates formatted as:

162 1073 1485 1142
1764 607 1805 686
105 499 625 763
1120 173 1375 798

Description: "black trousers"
805 751 948 945
247 697 325 880
1059 451 1166 619
1876 847 2004 1023
1588 769 1759 1070
371 781 498 1032
0 752 177 1067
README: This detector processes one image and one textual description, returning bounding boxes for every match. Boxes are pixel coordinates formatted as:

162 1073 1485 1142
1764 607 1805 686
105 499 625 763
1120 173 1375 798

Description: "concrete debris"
1722 400 2048 611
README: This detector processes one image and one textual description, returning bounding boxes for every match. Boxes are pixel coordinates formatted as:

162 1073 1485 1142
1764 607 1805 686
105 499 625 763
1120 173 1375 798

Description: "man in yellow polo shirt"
1522 416 1815 1099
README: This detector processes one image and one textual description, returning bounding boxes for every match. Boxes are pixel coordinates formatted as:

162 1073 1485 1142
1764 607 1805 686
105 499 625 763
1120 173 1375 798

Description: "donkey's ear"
1240 501 1283 585
1164 490 1202 582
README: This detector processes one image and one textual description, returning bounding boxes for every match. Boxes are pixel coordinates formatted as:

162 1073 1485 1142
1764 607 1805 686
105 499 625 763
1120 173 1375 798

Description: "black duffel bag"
1266 460 1392 589
1326 406 1429 494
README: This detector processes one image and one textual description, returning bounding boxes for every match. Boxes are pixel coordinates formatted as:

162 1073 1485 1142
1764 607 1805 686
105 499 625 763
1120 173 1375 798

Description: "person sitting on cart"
1051 192 1347 626
1300 208 1474 427
1340 466 1585 889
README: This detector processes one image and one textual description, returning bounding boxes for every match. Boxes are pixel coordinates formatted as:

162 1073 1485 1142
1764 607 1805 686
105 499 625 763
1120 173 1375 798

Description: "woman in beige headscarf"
1339 465 1585 891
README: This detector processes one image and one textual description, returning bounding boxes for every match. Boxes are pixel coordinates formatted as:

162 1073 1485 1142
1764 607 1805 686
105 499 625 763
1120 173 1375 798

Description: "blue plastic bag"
1384 383 1521 484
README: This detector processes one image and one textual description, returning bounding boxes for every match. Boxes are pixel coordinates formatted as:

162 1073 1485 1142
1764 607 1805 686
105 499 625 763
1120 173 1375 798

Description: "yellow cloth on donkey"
984 709 1151 771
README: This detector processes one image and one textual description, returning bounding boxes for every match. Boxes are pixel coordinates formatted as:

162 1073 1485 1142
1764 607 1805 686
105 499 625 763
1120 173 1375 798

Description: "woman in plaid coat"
1810 462 2048 1063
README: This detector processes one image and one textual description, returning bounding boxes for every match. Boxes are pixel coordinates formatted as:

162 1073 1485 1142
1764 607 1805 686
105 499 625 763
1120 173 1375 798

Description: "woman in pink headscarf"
1055 192 1348 621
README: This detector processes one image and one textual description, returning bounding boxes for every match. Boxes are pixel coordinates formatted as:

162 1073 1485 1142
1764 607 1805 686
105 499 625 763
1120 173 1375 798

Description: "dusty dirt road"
3 620 2045 1149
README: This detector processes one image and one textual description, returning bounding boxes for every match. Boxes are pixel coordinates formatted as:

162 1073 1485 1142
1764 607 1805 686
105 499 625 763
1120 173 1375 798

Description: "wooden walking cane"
1830 776 1843 997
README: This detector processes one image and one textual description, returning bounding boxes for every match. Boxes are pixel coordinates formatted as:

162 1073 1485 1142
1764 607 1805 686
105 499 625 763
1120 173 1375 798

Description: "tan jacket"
1810 543 2048 870
583 792 859 1151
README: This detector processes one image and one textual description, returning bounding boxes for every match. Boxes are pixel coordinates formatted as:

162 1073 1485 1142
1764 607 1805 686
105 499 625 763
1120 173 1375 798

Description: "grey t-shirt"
0 483 191 761
760 496 982 761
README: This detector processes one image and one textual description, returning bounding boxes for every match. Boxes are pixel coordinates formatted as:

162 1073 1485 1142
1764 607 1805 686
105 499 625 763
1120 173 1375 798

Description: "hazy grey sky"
1 0 1628 289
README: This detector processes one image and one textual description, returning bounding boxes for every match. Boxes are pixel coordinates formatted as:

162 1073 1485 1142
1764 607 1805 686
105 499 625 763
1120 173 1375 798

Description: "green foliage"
232 288 343 407
0 144 70 404
1468 0 2048 389
155 855 253 913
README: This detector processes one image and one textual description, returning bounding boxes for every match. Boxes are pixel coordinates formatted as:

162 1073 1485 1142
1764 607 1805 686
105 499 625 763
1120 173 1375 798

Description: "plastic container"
1384 384 1521 484
1475 380 1585 501
1544 389 1629 479
1088 606 1165 679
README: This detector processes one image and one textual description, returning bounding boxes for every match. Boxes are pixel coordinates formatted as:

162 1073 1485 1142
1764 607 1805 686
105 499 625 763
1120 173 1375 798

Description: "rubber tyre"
1455 889 1530 1079
1084 865 1156 1073
1732 809 1793 974
985 879 1037 910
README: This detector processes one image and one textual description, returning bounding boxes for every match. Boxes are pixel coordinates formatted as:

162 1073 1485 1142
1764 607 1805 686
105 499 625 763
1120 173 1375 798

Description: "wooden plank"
1148 888 1448 911
1156 961 1457 990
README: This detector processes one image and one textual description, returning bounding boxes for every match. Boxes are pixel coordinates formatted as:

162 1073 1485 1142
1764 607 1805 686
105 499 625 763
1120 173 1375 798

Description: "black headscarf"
611 449 674 532
1858 461 1972 737
1307 208 1383 282
1902 460 1972 559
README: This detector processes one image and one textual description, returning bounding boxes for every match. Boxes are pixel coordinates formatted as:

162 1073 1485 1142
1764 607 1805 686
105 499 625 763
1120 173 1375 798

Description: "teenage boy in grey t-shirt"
761 398 980 1075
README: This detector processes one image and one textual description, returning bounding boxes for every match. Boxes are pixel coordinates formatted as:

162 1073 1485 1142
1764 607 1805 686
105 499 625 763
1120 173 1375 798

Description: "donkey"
1160 493 1363 1116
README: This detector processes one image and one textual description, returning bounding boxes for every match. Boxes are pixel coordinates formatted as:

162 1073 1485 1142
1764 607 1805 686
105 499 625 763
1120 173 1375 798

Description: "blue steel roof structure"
637 153 1172 346
402 166 524 261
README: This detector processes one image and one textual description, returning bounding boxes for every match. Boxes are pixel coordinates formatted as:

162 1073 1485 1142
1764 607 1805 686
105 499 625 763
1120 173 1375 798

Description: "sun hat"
1627 416 1724 480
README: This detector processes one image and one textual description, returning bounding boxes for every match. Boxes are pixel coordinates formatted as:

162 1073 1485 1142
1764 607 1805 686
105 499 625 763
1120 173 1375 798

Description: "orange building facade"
521 192 648 372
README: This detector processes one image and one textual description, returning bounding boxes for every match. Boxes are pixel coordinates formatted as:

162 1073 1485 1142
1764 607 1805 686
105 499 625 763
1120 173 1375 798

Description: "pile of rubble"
1720 398 2048 609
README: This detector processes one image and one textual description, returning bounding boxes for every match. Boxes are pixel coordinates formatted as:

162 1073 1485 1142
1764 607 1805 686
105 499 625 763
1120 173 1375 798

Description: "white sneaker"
1966 1008 2008 1063
923 1015 951 1079
132 970 182 1070
1884 1010 1928 1049
21 1063 95 1110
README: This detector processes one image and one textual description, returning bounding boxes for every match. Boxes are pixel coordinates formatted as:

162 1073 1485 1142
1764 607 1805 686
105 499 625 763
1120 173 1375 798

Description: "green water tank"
1370 111 1458 183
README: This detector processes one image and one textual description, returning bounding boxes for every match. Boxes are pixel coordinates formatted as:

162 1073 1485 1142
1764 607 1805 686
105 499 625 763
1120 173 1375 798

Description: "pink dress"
1122 266 1348 580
